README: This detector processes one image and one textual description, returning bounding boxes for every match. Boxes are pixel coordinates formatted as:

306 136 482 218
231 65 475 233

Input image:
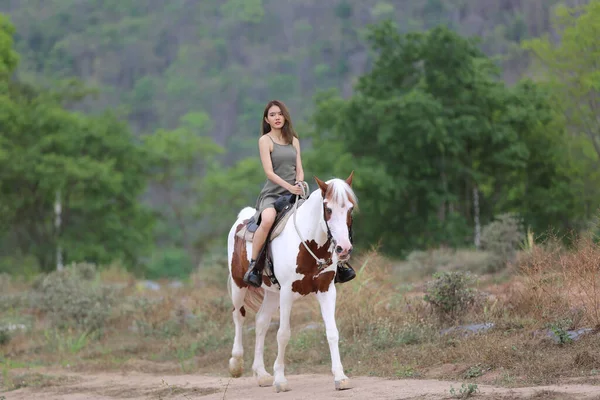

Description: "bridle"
292 182 353 271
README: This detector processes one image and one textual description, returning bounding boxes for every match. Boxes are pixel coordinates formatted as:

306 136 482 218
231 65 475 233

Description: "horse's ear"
314 176 328 195
345 170 354 187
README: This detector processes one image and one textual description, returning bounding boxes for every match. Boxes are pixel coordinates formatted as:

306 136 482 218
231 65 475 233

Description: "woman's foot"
243 260 263 287
335 262 356 283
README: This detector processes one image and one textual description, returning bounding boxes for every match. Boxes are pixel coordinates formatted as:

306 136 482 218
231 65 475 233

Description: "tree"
523 1 600 162
0 14 19 82
522 1 600 227
306 21 579 255
0 82 155 272
143 111 222 267
142 115 265 273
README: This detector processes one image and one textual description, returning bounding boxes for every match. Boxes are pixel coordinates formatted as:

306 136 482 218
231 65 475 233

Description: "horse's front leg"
316 284 351 390
273 287 294 392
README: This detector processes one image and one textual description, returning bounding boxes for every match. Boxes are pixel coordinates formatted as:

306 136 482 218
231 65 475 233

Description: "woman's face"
265 105 285 130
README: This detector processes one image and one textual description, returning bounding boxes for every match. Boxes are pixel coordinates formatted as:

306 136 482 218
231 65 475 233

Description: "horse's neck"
293 191 327 243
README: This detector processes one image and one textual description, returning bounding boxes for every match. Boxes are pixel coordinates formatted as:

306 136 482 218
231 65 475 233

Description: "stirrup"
243 262 262 287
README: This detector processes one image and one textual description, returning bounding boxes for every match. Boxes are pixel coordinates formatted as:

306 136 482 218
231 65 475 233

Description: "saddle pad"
235 199 305 243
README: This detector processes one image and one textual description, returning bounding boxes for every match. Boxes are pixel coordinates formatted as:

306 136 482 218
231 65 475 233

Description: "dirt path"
5 370 600 400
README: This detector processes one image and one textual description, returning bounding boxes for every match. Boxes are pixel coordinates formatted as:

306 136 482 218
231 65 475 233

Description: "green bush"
424 271 477 323
29 263 118 331
480 213 525 272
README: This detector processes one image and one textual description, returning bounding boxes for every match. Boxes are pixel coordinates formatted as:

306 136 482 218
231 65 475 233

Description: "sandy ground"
5 370 600 400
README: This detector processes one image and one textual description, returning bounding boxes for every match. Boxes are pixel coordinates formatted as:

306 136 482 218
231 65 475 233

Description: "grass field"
1 235 599 394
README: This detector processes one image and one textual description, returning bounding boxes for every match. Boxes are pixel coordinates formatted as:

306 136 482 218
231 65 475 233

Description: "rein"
291 181 336 270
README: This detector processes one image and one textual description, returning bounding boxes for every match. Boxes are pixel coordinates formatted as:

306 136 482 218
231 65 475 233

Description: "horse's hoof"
335 378 352 390
257 375 274 387
274 381 290 393
228 357 243 378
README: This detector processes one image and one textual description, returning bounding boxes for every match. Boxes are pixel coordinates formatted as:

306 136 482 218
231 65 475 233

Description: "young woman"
243 100 304 287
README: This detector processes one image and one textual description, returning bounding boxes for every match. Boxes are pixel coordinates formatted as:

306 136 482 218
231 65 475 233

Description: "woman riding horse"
243 99 355 287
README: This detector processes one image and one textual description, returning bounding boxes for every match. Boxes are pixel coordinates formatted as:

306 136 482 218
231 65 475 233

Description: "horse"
226 172 358 392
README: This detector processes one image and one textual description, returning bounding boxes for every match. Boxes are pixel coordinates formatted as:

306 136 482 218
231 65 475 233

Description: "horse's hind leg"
252 290 279 387
229 281 248 378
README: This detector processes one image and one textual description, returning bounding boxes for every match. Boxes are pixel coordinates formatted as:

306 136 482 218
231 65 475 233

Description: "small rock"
544 327 594 343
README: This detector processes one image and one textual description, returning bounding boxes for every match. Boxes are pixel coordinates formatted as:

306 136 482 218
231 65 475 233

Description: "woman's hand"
288 182 303 195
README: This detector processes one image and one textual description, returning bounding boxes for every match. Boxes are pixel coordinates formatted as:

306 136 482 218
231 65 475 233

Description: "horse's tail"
244 287 265 313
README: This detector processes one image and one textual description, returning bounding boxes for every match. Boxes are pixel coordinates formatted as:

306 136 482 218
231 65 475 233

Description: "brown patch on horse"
240 306 246 317
291 240 334 295
262 275 272 287
231 222 249 289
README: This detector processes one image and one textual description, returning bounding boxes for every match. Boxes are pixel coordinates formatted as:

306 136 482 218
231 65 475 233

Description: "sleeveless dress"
253 135 297 225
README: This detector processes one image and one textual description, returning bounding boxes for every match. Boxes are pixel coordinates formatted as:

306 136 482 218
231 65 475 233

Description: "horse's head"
314 171 358 262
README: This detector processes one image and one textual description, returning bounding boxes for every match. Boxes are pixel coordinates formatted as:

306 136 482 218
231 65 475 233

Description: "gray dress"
253 135 297 225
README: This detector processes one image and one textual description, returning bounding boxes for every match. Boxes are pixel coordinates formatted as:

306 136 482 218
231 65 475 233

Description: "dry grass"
509 234 600 328
1 238 600 391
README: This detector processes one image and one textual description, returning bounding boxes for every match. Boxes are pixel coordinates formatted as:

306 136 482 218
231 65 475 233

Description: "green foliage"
0 14 18 80
523 1 600 161
548 318 574 345
1 3 599 274
449 383 479 398
522 1 600 229
220 0 264 23
3 0 560 144
423 271 477 323
145 247 193 280
480 213 525 271
308 21 576 255
0 80 155 272
30 263 116 331
197 156 264 251
143 111 222 265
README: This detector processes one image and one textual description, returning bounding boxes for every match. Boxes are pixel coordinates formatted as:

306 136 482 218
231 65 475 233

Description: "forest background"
1 0 599 280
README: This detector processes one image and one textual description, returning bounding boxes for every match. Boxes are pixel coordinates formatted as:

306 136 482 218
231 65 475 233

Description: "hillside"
0 0 579 159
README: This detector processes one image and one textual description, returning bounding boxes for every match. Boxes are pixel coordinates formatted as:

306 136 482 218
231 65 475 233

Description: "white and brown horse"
226 172 357 392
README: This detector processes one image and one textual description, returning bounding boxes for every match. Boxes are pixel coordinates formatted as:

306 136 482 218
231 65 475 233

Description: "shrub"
29 263 118 332
480 213 525 272
0 327 10 346
424 271 477 323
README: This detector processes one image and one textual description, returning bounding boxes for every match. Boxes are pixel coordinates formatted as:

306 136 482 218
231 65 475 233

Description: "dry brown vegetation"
1 234 600 394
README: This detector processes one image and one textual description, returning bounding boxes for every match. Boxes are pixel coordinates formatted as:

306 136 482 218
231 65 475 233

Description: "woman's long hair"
261 100 297 144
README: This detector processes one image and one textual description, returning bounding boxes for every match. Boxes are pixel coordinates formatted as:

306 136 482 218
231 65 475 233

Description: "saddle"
235 194 303 243
236 193 305 289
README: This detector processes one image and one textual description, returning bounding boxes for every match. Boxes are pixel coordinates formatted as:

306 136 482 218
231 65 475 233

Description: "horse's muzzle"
335 245 352 260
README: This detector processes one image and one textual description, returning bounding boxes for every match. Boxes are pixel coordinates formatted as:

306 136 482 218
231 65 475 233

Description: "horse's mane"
323 178 359 211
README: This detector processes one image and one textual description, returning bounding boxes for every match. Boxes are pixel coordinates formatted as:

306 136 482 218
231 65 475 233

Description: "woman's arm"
258 135 294 191
293 137 304 182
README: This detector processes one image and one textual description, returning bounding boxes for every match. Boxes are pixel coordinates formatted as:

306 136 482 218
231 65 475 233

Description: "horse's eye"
325 207 332 214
